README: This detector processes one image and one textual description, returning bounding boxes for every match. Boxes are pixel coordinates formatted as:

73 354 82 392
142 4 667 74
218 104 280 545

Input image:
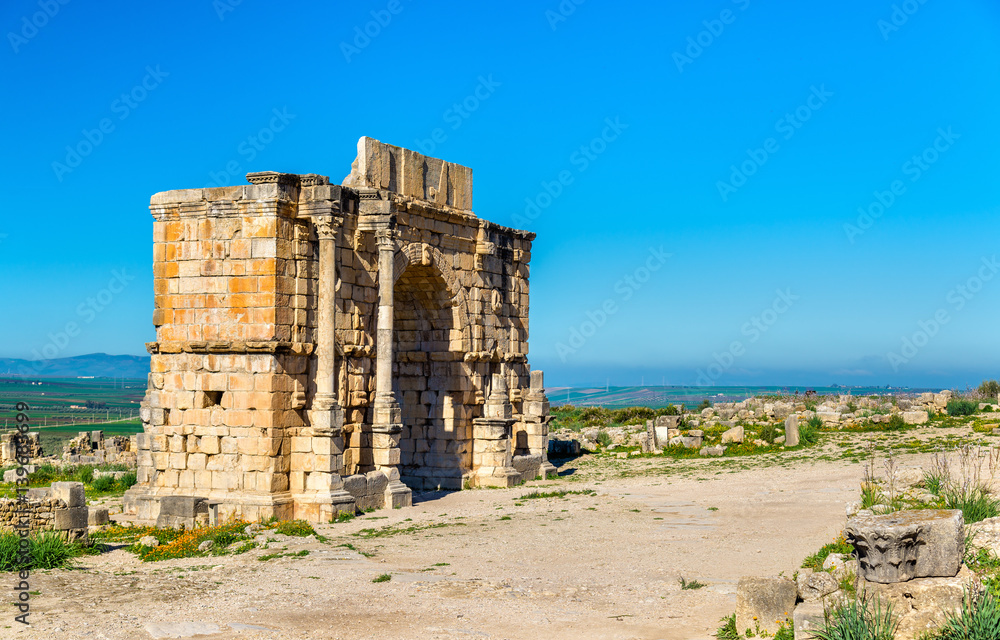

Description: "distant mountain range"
0 353 150 379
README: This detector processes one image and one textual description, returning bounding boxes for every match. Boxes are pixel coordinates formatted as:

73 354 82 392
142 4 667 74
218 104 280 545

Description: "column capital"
314 215 344 240
375 227 397 247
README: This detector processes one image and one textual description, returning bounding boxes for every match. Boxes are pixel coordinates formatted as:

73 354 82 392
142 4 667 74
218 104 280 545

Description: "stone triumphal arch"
124 137 554 525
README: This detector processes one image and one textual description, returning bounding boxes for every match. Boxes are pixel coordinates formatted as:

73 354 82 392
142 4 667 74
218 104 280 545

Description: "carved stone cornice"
246 172 300 187
147 341 314 355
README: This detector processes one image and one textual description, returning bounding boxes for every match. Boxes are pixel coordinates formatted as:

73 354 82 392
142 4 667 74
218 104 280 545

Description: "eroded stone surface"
126 138 552 523
845 509 963 583
735 576 796 636
859 567 971 640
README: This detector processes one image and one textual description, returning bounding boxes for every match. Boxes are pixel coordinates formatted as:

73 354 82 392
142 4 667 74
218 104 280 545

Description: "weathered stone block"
796 568 838 601
736 576 796 636
721 426 744 443
51 482 86 508
902 411 929 425
784 415 799 446
88 506 110 526
846 509 963 583
54 506 89 530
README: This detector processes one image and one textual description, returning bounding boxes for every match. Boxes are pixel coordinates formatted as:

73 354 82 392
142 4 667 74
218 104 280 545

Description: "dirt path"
0 451 904 640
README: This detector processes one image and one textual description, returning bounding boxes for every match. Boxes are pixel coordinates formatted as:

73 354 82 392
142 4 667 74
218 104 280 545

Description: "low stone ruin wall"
0 432 43 465
63 430 137 466
0 481 89 543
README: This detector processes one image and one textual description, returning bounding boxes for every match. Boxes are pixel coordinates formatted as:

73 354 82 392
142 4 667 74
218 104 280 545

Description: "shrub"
979 380 1000 399
274 520 316 537
31 532 81 569
813 594 897 640
799 420 820 446
759 423 778 444
118 471 137 489
886 414 906 430
697 399 711 411
944 485 999 524
595 430 613 448
0 533 21 571
90 475 115 492
0 532 82 571
947 399 979 417
372 573 392 583
76 466 94 484
934 589 1000 640
802 535 854 570
715 613 739 640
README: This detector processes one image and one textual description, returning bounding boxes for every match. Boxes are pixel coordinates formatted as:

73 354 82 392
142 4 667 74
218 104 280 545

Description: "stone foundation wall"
0 482 89 543
0 432 43 464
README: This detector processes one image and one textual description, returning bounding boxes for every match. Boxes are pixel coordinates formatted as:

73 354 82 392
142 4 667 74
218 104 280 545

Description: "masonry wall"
130 141 550 520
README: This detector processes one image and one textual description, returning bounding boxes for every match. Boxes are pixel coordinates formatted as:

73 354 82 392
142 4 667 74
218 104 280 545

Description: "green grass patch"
802 535 853 570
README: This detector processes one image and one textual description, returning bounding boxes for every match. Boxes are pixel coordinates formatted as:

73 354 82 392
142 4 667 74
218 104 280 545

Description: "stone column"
301 215 354 520
370 227 411 508
313 216 345 432
471 374 520 487
372 228 402 428
522 369 557 478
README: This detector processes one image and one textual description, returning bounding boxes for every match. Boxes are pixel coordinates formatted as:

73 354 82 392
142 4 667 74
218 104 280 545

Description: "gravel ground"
0 442 958 640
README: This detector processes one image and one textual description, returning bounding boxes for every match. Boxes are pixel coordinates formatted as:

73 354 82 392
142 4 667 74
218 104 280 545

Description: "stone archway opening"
393 263 471 491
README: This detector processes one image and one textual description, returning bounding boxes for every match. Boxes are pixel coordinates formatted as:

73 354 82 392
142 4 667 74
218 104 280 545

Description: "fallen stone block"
845 509 963 583
721 426 744 444
51 481 86 508
784 415 799 447
54 506 89 530
902 411 929 424
859 568 970 640
796 568 839 601
735 576 796 636
88 506 110 526
792 600 826 640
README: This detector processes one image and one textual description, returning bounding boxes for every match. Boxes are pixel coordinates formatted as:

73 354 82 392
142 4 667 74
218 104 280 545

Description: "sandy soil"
0 443 964 640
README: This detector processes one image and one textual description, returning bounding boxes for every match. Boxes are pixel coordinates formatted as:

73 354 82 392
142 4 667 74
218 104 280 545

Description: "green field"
0 377 146 455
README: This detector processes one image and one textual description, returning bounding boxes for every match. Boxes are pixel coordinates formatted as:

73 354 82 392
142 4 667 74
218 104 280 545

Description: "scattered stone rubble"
547 390 996 460
63 430 138 465
737 460 988 640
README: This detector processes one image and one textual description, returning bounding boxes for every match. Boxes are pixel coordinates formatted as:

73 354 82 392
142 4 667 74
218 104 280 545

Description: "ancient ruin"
124 137 554 525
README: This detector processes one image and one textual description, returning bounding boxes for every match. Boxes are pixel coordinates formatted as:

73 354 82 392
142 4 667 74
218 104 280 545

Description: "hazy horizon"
2 1 998 390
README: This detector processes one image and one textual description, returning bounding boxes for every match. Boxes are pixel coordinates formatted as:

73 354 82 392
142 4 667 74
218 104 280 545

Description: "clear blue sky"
2 0 998 389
